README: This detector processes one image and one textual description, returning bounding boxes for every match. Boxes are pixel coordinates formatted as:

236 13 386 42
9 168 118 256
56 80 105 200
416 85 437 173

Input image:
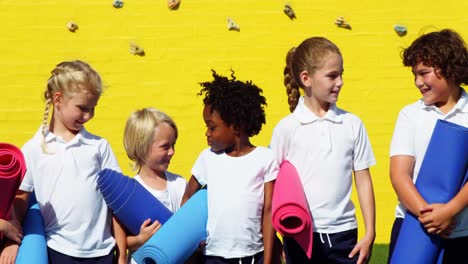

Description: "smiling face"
53 89 99 134
412 62 452 108
143 122 177 173
301 52 344 109
202 104 237 153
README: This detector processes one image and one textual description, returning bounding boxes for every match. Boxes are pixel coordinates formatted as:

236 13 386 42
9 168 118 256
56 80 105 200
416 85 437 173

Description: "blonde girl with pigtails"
1 60 127 264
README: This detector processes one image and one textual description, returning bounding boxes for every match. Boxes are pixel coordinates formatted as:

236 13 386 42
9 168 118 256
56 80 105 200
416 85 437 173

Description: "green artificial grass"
370 244 389 264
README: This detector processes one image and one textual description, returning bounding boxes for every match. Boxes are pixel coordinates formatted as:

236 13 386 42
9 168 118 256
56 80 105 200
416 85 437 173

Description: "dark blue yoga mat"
390 120 468 264
97 169 173 235
132 188 208 264
16 203 48 264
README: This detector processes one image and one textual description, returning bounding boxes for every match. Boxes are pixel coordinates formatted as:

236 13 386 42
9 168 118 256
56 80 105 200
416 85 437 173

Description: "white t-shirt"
270 97 376 233
129 171 187 264
191 147 278 258
20 127 121 257
134 171 187 213
390 89 468 238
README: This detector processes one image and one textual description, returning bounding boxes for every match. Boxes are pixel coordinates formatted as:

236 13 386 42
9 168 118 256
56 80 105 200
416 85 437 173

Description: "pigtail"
41 91 52 154
284 48 300 113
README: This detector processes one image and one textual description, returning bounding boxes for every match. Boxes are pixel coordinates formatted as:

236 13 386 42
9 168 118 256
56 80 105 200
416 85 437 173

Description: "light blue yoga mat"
16 203 48 264
133 188 208 264
97 169 173 235
390 120 468 264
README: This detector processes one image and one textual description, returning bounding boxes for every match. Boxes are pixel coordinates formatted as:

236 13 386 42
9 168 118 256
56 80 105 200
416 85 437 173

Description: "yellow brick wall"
1 0 466 243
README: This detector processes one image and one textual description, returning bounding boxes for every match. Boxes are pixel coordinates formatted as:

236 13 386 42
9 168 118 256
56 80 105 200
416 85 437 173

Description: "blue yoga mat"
97 169 173 235
133 188 208 264
16 203 48 264
390 120 468 264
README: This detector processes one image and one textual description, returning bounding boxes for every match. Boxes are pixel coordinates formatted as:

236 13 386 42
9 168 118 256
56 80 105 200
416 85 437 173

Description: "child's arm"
262 181 279 264
390 155 428 216
126 219 161 251
349 169 375 264
418 183 468 237
0 218 22 244
181 176 202 205
0 192 30 264
112 217 128 264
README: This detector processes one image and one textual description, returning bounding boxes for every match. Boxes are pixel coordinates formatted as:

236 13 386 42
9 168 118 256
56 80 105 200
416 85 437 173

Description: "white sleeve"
353 120 376 171
191 150 208 185
99 140 121 172
390 107 415 157
269 122 289 165
19 142 34 192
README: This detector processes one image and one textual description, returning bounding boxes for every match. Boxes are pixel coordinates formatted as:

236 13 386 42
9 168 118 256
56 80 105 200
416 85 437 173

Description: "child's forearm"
390 156 428 216
112 217 128 262
262 181 275 264
355 169 376 240
446 183 468 216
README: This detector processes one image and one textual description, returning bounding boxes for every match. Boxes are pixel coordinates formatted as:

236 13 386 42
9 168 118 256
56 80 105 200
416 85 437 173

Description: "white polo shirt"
270 97 376 233
20 127 121 257
390 88 468 238
192 147 278 258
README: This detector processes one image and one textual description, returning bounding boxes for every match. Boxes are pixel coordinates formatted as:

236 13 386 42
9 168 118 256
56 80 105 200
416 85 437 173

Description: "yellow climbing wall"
1 0 467 244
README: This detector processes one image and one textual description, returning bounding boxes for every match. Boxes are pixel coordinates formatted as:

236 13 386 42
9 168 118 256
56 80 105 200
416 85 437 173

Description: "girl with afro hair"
182 70 280 264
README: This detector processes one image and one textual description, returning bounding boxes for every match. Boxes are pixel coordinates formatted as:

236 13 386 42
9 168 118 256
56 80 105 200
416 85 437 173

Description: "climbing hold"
129 42 145 56
394 24 407 36
334 16 351 29
227 17 240 31
67 21 78 32
167 0 180 9
113 0 124 8
284 3 296 19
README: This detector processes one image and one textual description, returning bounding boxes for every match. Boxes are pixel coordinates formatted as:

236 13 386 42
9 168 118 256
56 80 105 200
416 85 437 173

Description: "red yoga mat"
272 160 313 258
0 142 26 219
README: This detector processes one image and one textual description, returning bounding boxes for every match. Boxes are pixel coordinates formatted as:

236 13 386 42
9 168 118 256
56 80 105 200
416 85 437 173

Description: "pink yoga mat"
0 142 26 219
272 160 313 258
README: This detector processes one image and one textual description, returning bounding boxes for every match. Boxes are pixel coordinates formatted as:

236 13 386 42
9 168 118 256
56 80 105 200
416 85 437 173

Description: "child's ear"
299 70 311 87
52 92 63 107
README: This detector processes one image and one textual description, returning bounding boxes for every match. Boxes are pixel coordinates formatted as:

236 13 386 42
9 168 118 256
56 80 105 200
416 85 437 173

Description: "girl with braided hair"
4 60 126 264
270 37 376 264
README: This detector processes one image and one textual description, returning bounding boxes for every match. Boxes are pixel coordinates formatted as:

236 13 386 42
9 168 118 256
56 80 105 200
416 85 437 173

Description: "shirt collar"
293 96 343 124
420 88 468 113
42 127 92 145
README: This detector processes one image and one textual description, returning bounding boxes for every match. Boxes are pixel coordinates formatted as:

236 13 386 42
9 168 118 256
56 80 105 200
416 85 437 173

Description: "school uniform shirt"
20 127 121 258
134 171 187 213
191 147 278 258
270 97 376 234
390 88 468 238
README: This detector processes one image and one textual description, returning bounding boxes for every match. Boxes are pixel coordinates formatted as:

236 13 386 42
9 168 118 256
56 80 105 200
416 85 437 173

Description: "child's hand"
0 240 19 264
419 203 456 237
137 219 161 245
348 234 374 264
0 219 23 244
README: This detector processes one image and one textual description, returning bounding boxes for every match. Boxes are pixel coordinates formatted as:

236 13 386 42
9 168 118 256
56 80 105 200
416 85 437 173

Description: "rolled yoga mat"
132 188 207 264
0 142 26 219
390 120 468 264
97 169 173 235
16 203 48 264
272 160 313 258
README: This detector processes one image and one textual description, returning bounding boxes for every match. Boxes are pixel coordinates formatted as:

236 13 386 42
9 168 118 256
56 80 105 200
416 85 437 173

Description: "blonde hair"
284 37 342 112
123 108 178 171
41 60 103 153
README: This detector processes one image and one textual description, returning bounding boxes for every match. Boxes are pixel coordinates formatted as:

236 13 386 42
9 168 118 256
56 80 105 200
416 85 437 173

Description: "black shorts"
284 229 358 264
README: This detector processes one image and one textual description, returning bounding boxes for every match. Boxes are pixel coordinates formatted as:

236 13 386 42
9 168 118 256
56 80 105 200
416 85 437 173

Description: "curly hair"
198 70 267 137
402 29 468 86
